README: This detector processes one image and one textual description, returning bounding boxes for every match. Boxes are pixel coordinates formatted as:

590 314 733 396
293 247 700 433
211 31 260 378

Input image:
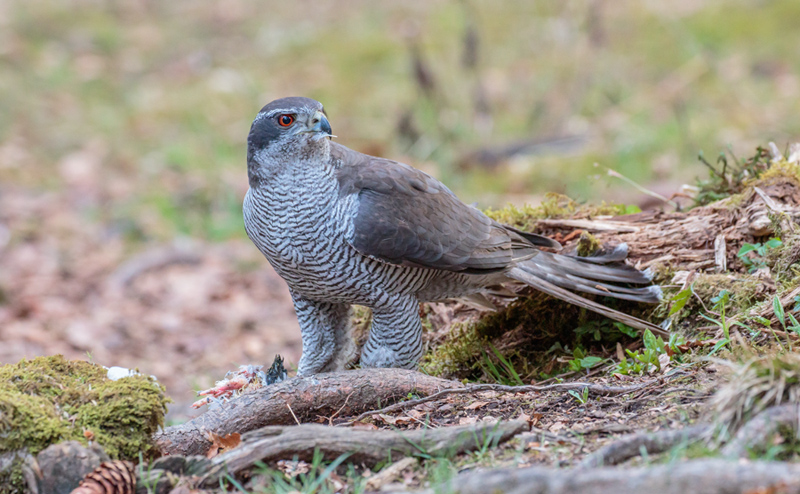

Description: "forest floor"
4 145 800 494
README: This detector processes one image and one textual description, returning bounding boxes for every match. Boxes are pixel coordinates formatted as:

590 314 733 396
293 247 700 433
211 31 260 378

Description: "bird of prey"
243 97 662 376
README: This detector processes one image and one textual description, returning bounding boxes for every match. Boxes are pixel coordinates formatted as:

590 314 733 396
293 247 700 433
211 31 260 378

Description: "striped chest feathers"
245 186 348 267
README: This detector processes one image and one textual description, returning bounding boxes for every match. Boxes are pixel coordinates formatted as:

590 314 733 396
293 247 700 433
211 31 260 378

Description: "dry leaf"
277 460 311 478
374 413 415 426
464 400 489 410
351 421 379 430
205 431 241 458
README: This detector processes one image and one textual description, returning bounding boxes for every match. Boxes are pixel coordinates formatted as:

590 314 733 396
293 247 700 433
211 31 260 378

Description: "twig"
603 166 680 210
286 403 300 426
347 381 656 424
326 391 355 425
535 358 613 385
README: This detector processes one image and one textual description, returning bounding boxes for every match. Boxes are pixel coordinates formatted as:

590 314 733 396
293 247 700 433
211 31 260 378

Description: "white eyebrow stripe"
263 107 304 118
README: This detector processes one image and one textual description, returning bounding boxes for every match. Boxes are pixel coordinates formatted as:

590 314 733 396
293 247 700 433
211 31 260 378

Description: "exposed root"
579 424 710 468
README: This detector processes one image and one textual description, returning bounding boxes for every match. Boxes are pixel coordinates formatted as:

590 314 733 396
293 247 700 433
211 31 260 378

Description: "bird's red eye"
278 114 295 127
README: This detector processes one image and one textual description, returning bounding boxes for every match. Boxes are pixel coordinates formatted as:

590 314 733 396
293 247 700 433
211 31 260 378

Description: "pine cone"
70 460 136 494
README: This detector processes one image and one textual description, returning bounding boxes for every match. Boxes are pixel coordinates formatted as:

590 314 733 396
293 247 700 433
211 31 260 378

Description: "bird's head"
247 97 334 185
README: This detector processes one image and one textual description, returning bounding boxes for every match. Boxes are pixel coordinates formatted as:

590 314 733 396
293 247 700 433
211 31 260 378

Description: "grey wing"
333 143 559 274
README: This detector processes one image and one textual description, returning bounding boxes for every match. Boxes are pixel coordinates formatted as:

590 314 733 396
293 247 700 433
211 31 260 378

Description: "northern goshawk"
243 97 662 376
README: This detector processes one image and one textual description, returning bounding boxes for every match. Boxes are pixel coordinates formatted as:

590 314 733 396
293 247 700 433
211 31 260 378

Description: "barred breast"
243 177 441 308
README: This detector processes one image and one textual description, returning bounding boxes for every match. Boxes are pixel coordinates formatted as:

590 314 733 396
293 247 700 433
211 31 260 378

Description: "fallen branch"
721 403 800 458
536 218 641 233
349 380 656 424
395 459 800 494
107 242 202 289
200 420 528 485
154 369 459 456
579 424 710 468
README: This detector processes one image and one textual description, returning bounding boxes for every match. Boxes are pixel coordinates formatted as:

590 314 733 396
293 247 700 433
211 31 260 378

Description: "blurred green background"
1 0 799 242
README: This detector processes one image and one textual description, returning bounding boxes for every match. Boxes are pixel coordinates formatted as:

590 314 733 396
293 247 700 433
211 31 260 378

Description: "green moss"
420 321 487 377
421 292 651 380
661 273 766 327
0 355 169 460
576 232 601 257
747 158 800 187
484 193 630 231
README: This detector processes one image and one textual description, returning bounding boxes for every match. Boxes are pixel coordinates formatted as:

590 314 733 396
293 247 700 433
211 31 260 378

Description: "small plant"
737 238 782 273
615 329 683 375
479 344 524 386
693 146 771 206
668 285 693 317
567 347 604 373
574 320 638 343
771 294 800 351
701 290 734 355
568 386 590 404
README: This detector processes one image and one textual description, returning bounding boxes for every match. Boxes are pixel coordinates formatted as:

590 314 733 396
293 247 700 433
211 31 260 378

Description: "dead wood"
154 369 459 456
349 380 656 424
537 178 800 272
200 420 528 485
395 459 800 494
721 403 800 458
579 424 710 468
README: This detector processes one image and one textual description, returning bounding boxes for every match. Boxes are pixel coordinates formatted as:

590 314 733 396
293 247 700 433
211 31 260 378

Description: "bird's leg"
291 293 353 376
361 295 423 369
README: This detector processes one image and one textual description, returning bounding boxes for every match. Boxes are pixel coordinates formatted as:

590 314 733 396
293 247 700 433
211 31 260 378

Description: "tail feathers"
524 250 653 286
507 266 668 337
526 266 663 303
574 243 629 263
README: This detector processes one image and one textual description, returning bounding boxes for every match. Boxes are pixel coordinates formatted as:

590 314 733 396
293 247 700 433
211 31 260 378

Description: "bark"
200 420 528 485
154 369 460 456
721 403 800 458
536 179 800 272
579 424 710 468
394 459 800 494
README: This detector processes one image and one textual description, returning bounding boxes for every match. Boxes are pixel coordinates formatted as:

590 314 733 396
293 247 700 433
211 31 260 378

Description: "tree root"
579 424 710 468
721 403 800 458
200 420 528 486
154 369 459 456
395 459 800 494
349 380 656 424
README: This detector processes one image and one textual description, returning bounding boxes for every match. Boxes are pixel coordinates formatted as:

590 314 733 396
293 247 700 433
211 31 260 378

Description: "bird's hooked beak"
302 110 335 140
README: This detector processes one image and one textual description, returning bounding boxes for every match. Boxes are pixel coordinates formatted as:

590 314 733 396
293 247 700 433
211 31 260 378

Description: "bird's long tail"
507 244 667 336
